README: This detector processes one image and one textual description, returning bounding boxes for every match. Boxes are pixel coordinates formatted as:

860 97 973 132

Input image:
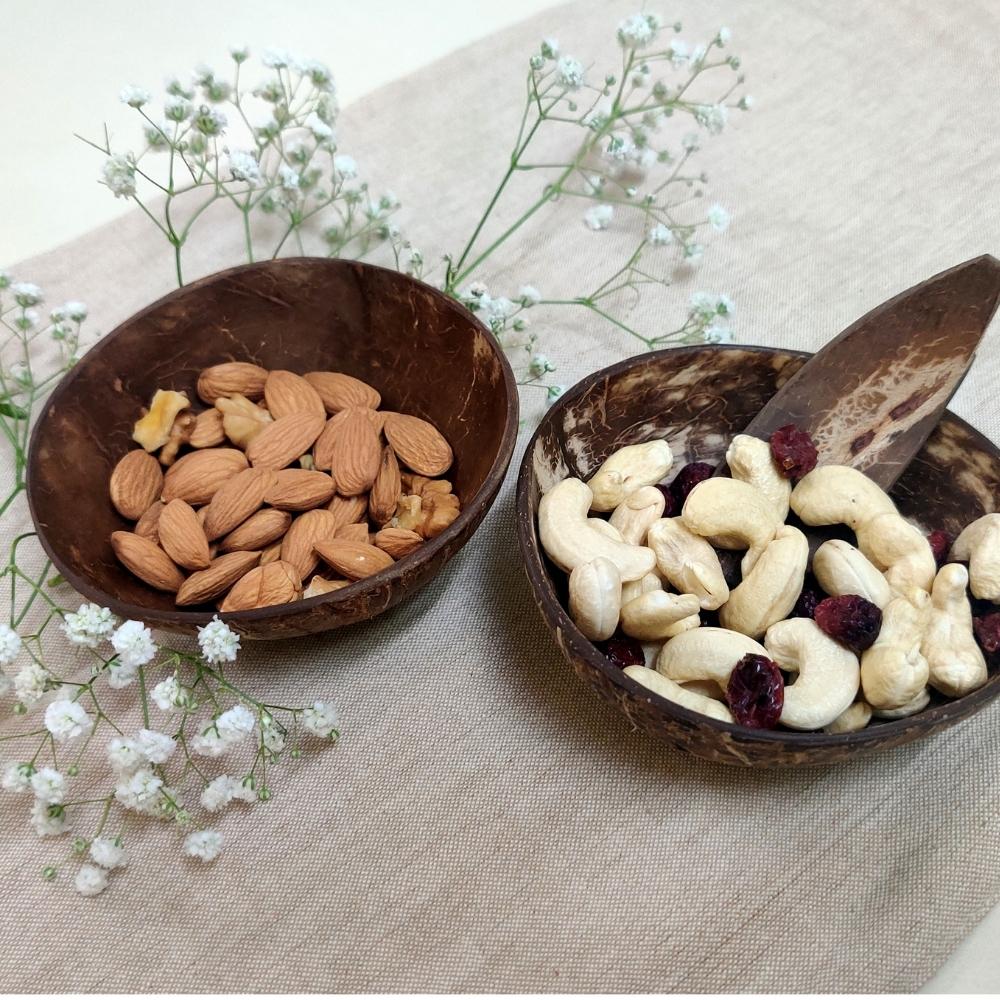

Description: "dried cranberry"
671 461 715 504
927 529 954 568
726 654 784 728
814 594 883 653
792 581 824 620
973 612 1000 655
654 483 680 517
597 636 645 669
769 424 819 479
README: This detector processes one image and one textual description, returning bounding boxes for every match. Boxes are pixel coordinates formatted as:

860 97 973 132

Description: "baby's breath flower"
89 837 128 870
584 203 613 230
62 602 115 648
617 12 661 49
556 56 584 89
108 737 143 775
62 301 88 322
278 164 300 191
649 222 674 245
191 104 227 136
301 701 339 739
106 660 137 689
227 150 261 185
300 59 335 91
31 799 66 837
2 762 33 793
165 75 195 100
0 624 22 666
262 47 294 69
0 271 11 289
184 829 223 862
547 385 565 403
540 38 559 59
110 620 156 669
228 43 249 63
135 729 176 764
694 103 728 134
216 704 255 743
75 864 108 896
200 774 255 812
101 154 137 199
197 616 240 665
705 323 733 344
707 204 730 232
684 242 705 264
14 663 50 705
529 354 555 377
261 716 286 753
518 285 542 307
119 85 151 108
44 700 93 743
668 38 690 65
11 282 42 308
738 94 755 111
114 767 163 812
164 94 192 122
30 767 66 804
305 111 334 142
716 26 732 46
151 674 183 711
333 154 357 179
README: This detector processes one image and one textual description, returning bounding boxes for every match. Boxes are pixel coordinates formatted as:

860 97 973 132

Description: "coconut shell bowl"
27 258 517 639
514 346 1000 767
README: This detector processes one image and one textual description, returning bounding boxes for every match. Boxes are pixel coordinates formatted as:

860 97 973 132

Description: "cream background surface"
2 0 999 991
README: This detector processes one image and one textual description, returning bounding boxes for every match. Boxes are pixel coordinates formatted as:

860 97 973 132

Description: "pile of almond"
107 362 461 611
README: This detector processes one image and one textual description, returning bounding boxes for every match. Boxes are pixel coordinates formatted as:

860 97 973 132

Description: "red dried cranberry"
769 424 819 479
927 529 953 568
792 582 824 620
814 594 882 653
671 461 715 504
726 654 784 728
973 612 1000 655
597 636 645 669
654 483 680 517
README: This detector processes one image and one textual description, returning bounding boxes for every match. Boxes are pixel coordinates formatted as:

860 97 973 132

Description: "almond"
202 467 277 540
369 445 402 525
304 371 381 412
176 550 262 606
111 531 185 592
314 538 394 580
383 412 453 476
327 493 368 530
219 508 292 552
303 575 351 598
334 522 369 544
313 408 383 471
326 407 381 496
162 448 248 504
197 362 268 403
219 560 302 612
260 541 283 564
134 500 165 543
374 527 423 559
280 508 339 579
264 469 336 511
109 450 164 519
264 370 326 420
246 412 325 470
189 407 226 448
158 499 212 570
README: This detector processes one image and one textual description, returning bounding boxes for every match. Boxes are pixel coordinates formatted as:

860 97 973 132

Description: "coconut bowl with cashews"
514 346 1000 767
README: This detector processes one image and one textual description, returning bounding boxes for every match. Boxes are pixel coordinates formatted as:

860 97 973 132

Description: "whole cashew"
538 478 657 581
725 434 791 521
855 512 936 593
657 626 769 688
588 518 624 541
681 478 781 575
646 518 729 610
764 618 860 731
587 440 673 512
642 642 664 668
950 513 1000 601
790 465 897 530
568 557 622 641
824 700 873 734
621 572 663 606
623 665 734 722
922 563 988 697
860 588 930 709
719 525 809 639
812 539 893 609
609 485 666 545
620 591 701 641
872 688 931 718
680 679 725 699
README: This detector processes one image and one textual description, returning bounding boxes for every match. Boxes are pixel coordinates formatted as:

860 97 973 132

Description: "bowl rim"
514 342 1000 750
27 256 519 626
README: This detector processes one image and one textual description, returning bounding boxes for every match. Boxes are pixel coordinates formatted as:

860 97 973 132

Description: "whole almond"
383 412 453 476
219 560 302 612
327 408 381 496
158 499 211 570
134 500 165 543
247 412 325 470
264 469 336 511
109 450 164 520
303 575 351 598
314 539 394 580
162 447 248 504
189 407 226 448
111 531 185 592
280 508 339 579
369 445 402 525
264 370 326 420
335 522 369 544
304 371 381 412
327 493 368 530
202 467 277 541
374 527 423 559
313 408 383 471
219 508 292 552
260 541 283 565
197 362 268 403
176 550 262 605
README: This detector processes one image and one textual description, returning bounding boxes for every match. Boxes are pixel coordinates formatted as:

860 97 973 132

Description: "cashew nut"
622 572 662 606
623 665 734 722
657 626 769 688
824 700 873 733
568 557 622 641
587 440 673 512
725 434 791 521
538 478 657 581
860 588 930 709
790 465 897 530
719 525 809 639
764 618 860 730
922 563 988 698
641 642 664 668
950 513 1000 601
646 518 729 610
663 613 701 638
871 688 931 718
609 485 666 545
855 512 936 593
680 679 726 699
681 478 781 574
620 591 700 641
812 539 893 609
588 518 624 541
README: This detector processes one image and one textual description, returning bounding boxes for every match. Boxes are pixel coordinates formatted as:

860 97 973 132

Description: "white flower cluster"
62 602 116 648
191 703 257 757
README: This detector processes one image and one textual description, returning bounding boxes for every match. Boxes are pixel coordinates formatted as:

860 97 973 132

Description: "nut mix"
538 425 997 732
107 362 460 611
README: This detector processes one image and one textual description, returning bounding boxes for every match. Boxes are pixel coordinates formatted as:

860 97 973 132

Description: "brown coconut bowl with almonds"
27 258 518 638
514 345 1000 767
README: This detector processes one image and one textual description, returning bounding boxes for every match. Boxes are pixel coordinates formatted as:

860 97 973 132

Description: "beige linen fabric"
3 0 1000 991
